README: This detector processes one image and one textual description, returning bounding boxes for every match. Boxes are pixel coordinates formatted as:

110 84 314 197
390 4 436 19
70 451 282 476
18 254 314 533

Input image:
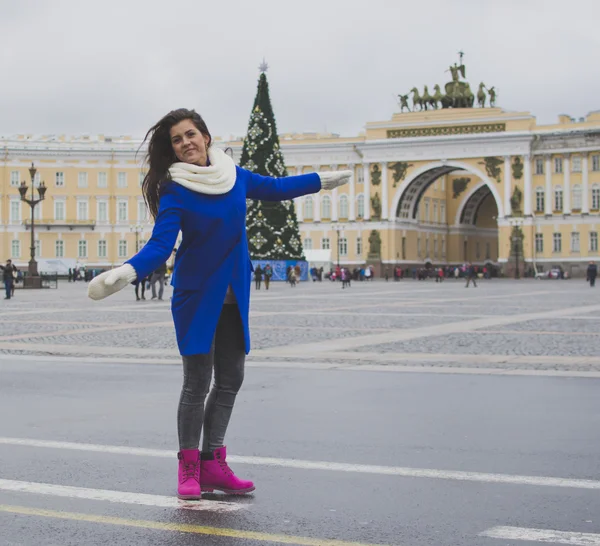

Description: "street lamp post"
18 163 47 280
331 223 345 268
130 223 144 253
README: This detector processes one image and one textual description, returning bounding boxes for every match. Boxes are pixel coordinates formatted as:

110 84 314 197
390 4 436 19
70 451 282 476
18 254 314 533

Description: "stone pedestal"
367 257 382 277
23 276 42 289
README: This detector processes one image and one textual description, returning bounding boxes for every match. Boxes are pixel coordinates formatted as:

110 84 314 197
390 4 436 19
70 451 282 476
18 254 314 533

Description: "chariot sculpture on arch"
399 51 497 112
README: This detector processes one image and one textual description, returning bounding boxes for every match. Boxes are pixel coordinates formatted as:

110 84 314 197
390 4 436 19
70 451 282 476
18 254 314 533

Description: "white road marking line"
1 437 599 491
2 354 600 377
0 478 244 512
480 526 600 544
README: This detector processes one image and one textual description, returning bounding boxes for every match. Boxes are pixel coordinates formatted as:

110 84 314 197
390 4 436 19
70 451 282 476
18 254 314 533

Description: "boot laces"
183 462 199 480
218 459 234 477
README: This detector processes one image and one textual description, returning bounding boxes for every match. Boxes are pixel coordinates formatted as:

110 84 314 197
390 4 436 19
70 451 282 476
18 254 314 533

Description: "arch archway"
389 160 504 220
455 181 493 226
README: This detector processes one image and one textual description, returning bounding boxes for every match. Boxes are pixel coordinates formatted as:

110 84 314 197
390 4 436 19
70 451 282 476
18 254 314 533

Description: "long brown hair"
139 108 212 219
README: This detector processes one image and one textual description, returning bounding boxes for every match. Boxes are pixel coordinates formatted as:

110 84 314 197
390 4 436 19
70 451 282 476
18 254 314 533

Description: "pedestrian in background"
1 259 17 300
88 108 351 500
263 264 272 290
587 261 597 287
465 263 478 288
254 265 263 290
150 261 167 300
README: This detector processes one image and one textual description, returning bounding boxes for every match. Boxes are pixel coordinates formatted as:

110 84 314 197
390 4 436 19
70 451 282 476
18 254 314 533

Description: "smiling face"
169 119 211 166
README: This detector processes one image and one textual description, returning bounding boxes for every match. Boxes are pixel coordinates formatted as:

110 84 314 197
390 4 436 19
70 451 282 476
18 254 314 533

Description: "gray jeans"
177 304 246 452
150 273 165 299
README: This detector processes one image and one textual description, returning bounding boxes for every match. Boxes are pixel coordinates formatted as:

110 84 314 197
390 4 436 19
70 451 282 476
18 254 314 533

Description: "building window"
98 201 108 223
440 203 445 223
321 237 330 250
433 239 438 258
357 236 362 256
572 184 582 210
303 238 313 250
339 237 348 257
424 199 430 223
118 239 128 258
590 231 598 252
11 240 20 258
357 194 365 218
117 172 127 188
139 172 146 187
535 158 544 175
55 240 64 258
592 155 600 172
535 187 545 212
10 171 20 187
485 242 491 259
553 233 562 253
98 172 108 188
357 168 364 184
441 237 446 257
303 196 314 220
554 187 563 211
321 195 331 219
475 242 480 260
535 233 543 253
77 201 89 221
33 172 41 188
571 232 580 253
572 156 582 173
55 172 64 187
339 195 349 218
34 240 41 257
10 200 21 224
98 240 107 258
592 185 600 209
77 172 88 188
417 237 421 258
137 201 148 222
433 202 438 223
425 238 430 257
78 240 88 258
54 201 65 221
554 157 563 174
117 201 128 222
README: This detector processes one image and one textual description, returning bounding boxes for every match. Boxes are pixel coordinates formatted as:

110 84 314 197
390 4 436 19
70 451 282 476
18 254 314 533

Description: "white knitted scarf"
168 147 236 194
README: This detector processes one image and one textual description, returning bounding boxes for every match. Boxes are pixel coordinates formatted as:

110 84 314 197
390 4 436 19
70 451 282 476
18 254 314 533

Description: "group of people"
133 261 168 300
252 264 273 290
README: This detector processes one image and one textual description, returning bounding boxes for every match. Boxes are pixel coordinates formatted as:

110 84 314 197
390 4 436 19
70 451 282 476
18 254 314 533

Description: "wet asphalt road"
0 357 599 546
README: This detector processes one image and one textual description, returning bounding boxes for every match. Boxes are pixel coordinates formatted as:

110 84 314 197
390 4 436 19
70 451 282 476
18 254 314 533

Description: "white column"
524 154 532 216
331 164 338 221
544 156 552 215
564 155 571 214
313 164 321 222
503 156 511 216
582 154 590 214
348 163 356 221
363 163 370 221
381 162 389 220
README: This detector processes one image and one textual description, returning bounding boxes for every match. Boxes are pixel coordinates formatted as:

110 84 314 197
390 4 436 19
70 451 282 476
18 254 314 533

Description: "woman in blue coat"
88 108 350 500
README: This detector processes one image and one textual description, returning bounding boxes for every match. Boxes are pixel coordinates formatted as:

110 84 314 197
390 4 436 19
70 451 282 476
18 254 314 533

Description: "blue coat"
126 166 321 355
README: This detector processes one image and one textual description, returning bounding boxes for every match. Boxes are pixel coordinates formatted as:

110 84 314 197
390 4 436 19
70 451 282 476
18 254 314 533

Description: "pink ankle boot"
201 446 255 494
177 449 201 500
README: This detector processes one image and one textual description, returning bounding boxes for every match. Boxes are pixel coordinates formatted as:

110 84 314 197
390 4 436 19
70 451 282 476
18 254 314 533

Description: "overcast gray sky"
1 0 598 140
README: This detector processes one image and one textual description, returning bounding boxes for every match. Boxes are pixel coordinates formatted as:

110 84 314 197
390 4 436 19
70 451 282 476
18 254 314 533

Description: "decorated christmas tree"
241 62 304 260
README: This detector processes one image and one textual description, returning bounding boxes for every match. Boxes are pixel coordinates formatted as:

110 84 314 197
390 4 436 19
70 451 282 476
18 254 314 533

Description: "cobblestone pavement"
1 278 600 375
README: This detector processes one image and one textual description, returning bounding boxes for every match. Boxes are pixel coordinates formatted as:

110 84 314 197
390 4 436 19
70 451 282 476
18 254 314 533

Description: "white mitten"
87 264 138 301
317 170 353 191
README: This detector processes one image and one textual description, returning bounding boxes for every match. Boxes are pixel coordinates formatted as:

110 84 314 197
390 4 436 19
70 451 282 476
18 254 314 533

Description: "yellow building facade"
2 106 600 277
